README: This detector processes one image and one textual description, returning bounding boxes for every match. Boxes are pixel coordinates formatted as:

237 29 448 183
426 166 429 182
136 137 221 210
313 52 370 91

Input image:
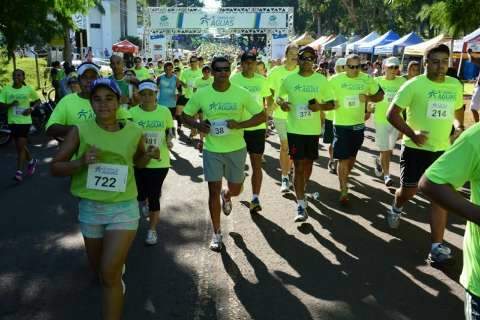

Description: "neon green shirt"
70 119 142 202
393 75 463 152
194 76 213 91
184 84 262 153
230 72 271 131
109 75 129 98
46 93 130 129
424 123 480 297
373 76 406 124
278 72 334 135
133 67 151 81
268 65 299 120
129 105 173 169
181 68 202 99
329 72 380 126
0 84 39 124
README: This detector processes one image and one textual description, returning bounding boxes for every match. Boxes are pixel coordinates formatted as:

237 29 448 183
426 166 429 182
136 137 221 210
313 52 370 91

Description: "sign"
150 34 167 60
258 13 287 29
72 13 86 29
271 33 288 59
150 12 179 29
182 12 257 29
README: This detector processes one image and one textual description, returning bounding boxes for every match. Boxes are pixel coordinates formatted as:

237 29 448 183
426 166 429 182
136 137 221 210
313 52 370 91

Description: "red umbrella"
112 40 139 54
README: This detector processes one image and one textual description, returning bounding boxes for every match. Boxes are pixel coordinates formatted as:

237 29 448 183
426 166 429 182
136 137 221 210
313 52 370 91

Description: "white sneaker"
374 157 383 177
387 207 402 229
209 232 223 252
384 176 393 187
145 229 158 245
220 189 232 215
280 178 290 193
294 205 308 222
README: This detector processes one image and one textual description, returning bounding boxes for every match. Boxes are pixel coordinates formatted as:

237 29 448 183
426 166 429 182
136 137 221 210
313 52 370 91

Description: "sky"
202 0 221 9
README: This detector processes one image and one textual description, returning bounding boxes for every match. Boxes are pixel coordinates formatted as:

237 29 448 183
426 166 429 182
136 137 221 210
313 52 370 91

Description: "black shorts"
333 125 365 160
323 119 334 144
9 124 30 138
177 95 189 106
400 146 443 188
244 129 266 154
287 133 319 160
134 167 169 211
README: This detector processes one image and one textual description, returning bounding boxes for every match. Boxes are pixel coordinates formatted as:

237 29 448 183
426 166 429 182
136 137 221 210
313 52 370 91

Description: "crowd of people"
2 40 480 320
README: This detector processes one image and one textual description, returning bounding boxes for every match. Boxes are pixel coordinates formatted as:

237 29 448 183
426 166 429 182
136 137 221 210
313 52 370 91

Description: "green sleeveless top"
71 119 142 202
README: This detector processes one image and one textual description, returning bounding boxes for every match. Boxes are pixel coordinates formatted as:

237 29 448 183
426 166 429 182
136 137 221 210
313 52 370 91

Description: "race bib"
210 120 230 136
86 164 128 192
385 92 396 104
427 101 451 120
144 131 162 147
295 104 313 120
13 106 26 116
187 80 194 88
344 95 360 108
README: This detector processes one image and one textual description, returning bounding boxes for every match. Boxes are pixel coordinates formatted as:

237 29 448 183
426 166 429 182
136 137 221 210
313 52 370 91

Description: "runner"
50 78 158 319
267 44 299 193
419 124 480 317
386 44 464 264
132 57 151 81
157 61 181 128
329 54 384 204
130 80 174 245
109 55 133 120
230 52 273 213
276 46 335 222
182 56 265 251
0 69 41 182
372 57 406 187
180 55 202 140
404 60 421 80
324 57 346 175
193 65 213 92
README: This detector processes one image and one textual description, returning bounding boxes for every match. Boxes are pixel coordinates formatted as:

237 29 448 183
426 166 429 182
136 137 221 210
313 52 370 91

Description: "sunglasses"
190 60 198 63
213 67 231 72
299 56 316 62
347 65 361 70
387 66 400 69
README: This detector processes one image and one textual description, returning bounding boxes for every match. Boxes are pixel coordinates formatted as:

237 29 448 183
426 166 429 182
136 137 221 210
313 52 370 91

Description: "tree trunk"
10 50 17 70
63 27 73 64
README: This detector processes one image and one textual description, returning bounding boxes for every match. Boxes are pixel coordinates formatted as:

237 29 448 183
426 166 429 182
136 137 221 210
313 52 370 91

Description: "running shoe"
280 178 290 193
26 159 38 176
328 160 337 174
249 198 262 213
220 189 232 215
387 206 402 229
139 201 149 218
145 230 158 245
374 157 383 177
428 243 453 264
209 232 223 252
384 176 393 187
339 190 349 206
294 205 308 222
14 170 23 182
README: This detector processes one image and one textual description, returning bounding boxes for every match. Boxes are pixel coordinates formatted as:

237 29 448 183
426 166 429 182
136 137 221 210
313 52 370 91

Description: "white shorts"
375 122 398 151
470 86 480 111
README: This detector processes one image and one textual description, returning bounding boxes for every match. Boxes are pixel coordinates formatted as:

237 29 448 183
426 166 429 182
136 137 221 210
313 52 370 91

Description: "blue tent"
374 32 423 55
357 30 400 54
322 35 348 51
346 32 379 54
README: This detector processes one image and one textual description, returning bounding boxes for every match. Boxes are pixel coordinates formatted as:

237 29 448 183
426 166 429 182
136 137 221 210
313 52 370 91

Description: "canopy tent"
460 27 480 52
403 34 449 56
308 34 335 51
112 40 139 54
346 32 379 54
357 30 400 54
331 35 361 56
374 32 423 56
322 35 348 52
292 32 316 46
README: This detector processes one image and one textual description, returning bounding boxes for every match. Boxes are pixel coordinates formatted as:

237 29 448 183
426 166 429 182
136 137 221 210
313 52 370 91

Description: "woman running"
130 80 174 245
0 69 41 182
50 78 159 320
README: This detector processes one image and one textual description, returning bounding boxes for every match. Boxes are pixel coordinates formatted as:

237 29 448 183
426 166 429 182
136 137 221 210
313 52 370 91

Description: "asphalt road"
0 121 467 320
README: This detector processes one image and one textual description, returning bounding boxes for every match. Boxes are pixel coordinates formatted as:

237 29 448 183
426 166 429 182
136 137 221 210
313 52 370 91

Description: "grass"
0 56 49 91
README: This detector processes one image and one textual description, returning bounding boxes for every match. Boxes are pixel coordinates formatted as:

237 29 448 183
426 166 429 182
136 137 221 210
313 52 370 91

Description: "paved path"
0 121 466 319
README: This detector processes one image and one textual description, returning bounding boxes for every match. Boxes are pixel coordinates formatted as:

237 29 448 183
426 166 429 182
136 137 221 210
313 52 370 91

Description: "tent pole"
457 40 465 78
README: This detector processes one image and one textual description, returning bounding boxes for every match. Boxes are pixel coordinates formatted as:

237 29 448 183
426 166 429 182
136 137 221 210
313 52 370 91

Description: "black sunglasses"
299 56 316 62
387 66 400 69
190 60 198 63
213 67 231 72
347 65 361 70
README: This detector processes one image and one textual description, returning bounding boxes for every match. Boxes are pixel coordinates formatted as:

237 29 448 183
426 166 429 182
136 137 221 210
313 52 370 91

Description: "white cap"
138 81 158 92
384 56 400 67
335 58 347 67
77 62 100 76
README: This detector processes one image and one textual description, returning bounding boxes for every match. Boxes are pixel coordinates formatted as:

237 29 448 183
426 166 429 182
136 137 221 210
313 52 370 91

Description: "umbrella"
112 40 139 54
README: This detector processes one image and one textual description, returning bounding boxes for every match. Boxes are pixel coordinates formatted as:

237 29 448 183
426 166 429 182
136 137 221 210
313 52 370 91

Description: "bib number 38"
210 120 230 136
86 164 128 192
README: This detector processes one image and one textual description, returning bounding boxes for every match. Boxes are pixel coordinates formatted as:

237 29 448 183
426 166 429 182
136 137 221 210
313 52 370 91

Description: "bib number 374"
86 164 128 192
295 104 313 119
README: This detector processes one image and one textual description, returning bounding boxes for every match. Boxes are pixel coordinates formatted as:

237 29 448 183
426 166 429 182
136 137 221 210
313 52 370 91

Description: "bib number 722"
94 176 117 188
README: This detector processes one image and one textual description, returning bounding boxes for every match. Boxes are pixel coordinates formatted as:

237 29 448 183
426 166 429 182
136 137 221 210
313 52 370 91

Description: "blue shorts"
78 199 139 238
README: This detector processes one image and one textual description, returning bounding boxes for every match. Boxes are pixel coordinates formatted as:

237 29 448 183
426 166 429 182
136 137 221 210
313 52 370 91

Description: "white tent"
403 34 450 56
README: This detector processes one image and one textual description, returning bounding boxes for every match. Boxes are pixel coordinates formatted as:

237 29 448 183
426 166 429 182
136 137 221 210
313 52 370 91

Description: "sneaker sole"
209 244 223 252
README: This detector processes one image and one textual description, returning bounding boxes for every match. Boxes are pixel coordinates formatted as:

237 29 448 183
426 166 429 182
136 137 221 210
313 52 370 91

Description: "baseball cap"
298 46 316 56
77 62 100 76
384 56 400 67
335 58 347 67
138 80 158 92
241 52 257 62
90 78 121 98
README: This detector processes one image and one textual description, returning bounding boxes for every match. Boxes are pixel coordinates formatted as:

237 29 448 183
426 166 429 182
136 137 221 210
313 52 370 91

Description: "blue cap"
90 78 121 98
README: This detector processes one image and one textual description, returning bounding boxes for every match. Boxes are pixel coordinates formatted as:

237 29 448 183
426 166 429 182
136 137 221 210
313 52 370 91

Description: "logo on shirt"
78 109 94 120
208 102 238 112
243 85 261 93
340 83 365 91
427 90 457 102
137 120 165 129
293 84 319 93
